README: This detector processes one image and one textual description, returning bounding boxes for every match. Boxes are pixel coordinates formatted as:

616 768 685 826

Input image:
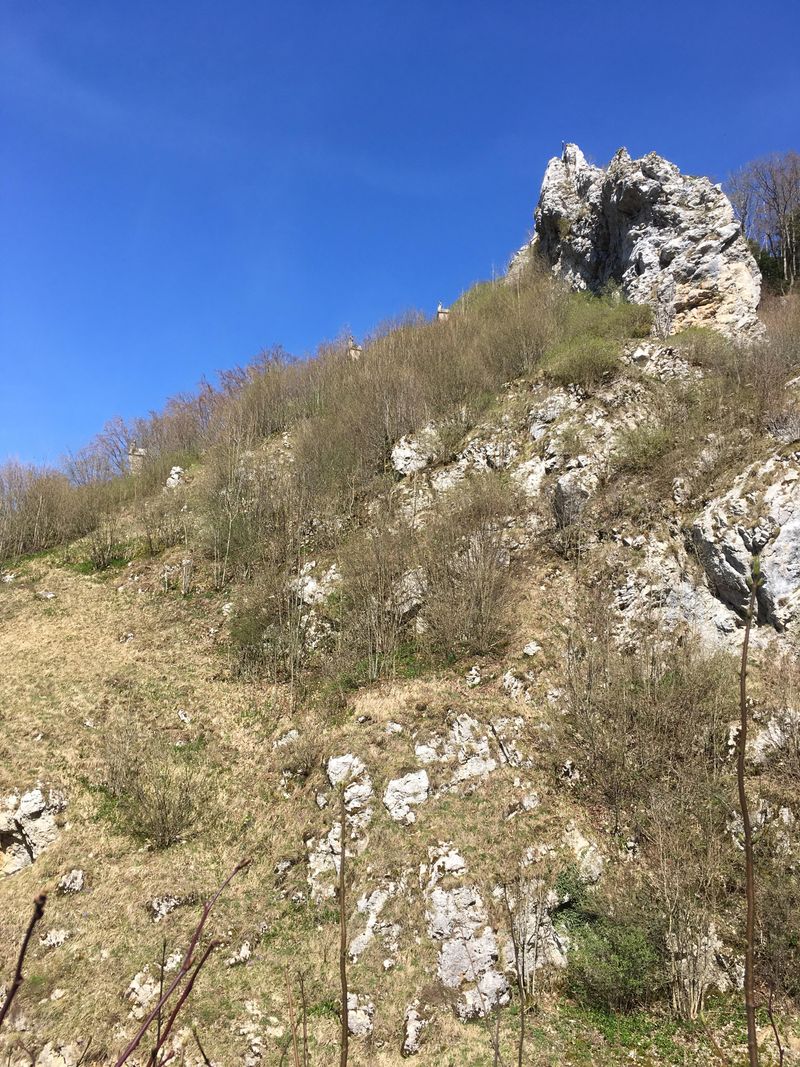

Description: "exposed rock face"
0 788 66 876
383 770 429 824
423 845 509 1020
346 992 374 1037
691 457 800 630
511 143 762 338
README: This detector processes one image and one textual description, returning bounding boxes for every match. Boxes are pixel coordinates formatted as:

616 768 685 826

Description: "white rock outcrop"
391 426 441 476
383 770 429 824
511 143 762 338
346 992 374 1037
424 845 509 1020
1 788 66 876
57 868 85 894
402 1002 429 1056
691 457 800 629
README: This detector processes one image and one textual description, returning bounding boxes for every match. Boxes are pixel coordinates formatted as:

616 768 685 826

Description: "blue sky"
2 0 799 465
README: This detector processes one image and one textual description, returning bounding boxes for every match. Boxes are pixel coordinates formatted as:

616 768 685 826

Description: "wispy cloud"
0 22 236 157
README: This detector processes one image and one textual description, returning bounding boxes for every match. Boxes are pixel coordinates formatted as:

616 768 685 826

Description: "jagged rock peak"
510 143 762 339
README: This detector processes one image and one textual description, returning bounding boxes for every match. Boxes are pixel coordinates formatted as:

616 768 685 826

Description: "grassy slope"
3 296 800 1063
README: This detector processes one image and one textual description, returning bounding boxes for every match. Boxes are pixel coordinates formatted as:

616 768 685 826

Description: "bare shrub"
420 473 517 657
229 569 308 690
561 623 732 827
124 757 204 850
101 727 206 849
338 520 413 683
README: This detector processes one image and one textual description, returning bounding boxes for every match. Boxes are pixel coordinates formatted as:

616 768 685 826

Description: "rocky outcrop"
423 845 509 1020
511 143 762 338
1 788 66 876
383 771 429 824
691 457 800 629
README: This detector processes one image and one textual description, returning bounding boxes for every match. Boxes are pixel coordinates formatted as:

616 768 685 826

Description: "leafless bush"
420 474 517 657
562 623 732 826
101 727 206 849
124 757 204 850
339 521 413 682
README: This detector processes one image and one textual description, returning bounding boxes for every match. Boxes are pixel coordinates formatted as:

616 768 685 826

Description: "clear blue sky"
2 0 799 465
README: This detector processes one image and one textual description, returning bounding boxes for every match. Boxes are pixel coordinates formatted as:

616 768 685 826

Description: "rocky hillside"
2 146 800 1066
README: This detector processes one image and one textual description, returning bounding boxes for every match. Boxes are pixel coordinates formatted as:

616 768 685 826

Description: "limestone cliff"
511 143 762 338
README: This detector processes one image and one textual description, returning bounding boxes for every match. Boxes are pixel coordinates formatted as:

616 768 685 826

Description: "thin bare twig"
0 894 46 1031
299 971 309 1067
765 985 785 1067
737 559 760 1067
192 1029 213 1066
286 970 301 1067
150 941 219 1064
115 859 250 1066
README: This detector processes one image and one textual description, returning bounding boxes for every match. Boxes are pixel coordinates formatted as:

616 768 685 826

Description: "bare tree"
728 152 800 289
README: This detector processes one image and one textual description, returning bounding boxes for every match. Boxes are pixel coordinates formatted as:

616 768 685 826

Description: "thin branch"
286 970 301 1067
115 860 250 1066
299 972 309 1067
737 558 760 1067
765 985 785 1067
0 894 47 1031
192 1029 214 1067
339 790 349 1067
151 941 218 1064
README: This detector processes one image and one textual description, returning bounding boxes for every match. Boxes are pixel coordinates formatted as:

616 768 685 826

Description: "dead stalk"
0 894 47 1031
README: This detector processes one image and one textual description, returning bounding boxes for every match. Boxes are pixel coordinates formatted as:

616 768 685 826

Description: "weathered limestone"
511 143 762 338
691 457 800 630
1 788 66 876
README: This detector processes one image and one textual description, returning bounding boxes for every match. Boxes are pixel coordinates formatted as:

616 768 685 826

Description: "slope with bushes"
1 268 800 1065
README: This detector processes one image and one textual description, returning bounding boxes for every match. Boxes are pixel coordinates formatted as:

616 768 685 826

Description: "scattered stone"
40 929 70 949
273 729 299 749
126 968 159 1020
58 869 85 894
225 941 252 967
402 1002 429 1056
32 1043 83 1067
150 895 182 923
522 640 541 657
165 466 185 489
465 665 482 688
347 992 374 1037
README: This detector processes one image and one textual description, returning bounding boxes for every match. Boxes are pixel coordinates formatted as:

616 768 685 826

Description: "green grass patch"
542 336 620 388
